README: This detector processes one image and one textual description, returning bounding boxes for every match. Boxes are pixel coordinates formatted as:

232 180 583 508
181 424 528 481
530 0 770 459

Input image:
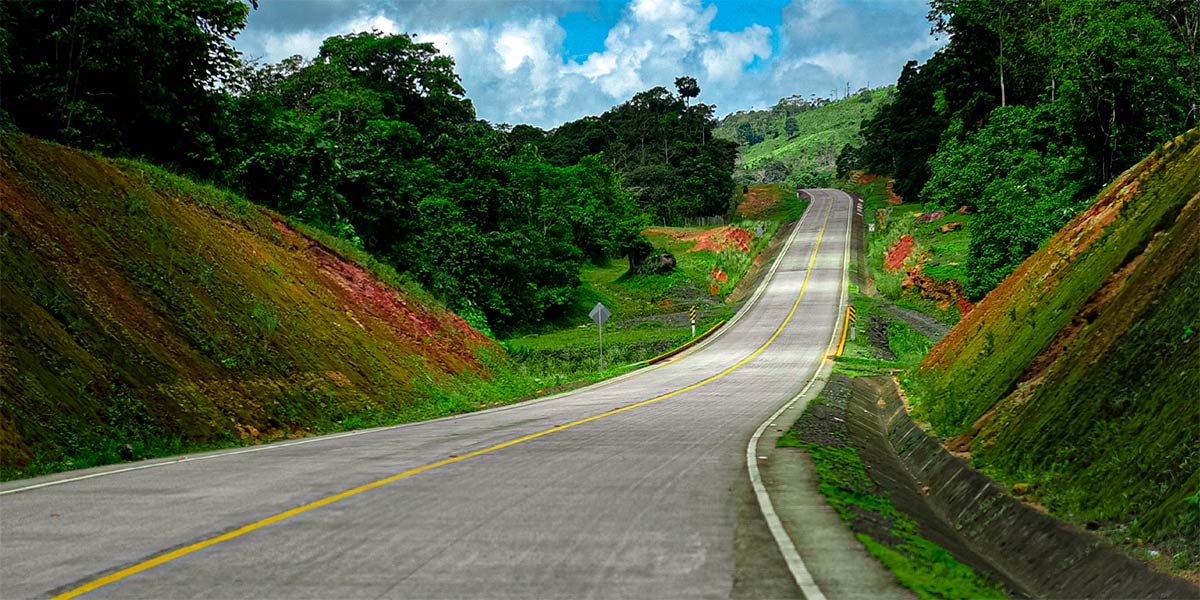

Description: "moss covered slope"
911 129 1200 549
1 135 500 478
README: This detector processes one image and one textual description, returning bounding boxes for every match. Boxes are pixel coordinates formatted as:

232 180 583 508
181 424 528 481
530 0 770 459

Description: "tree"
674 76 700 104
737 122 764 146
924 105 1090 297
1 0 251 170
1051 0 1190 183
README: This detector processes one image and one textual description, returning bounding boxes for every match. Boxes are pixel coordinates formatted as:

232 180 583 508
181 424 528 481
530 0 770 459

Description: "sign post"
689 305 697 337
847 306 857 342
589 302 612 371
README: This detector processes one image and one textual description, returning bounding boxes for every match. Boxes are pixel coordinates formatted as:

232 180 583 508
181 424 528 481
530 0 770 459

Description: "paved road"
1 190 852 599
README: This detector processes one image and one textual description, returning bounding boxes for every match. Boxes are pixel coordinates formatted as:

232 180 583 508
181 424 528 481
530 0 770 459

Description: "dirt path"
879 304 951 342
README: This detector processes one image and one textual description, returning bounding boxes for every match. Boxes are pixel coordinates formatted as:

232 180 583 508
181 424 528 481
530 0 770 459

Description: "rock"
940 221 964 232
657 251 676 273
1012 482 1032 496
916 210 946 223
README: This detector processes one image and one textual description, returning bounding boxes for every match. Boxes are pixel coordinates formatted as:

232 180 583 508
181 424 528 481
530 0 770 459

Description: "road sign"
689 305 697 337
756 224 763 237
589 302 611 326
847 306 857 323
590 302 611 371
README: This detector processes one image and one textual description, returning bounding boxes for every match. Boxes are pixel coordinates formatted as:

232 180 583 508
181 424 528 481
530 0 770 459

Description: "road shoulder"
755 365 914 599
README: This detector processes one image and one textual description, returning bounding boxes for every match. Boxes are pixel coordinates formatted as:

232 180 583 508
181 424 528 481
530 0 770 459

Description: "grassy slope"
0 135 537 479
842 177 969 322
912 129 1200 553
715 89 890 182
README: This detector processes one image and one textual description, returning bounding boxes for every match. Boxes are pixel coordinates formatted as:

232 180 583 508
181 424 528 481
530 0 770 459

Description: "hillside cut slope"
1 136 497 478
912 129 1200 552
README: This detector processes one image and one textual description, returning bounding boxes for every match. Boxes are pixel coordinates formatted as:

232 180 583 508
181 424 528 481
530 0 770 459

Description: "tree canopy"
839 0 1197 298
513 80 739 225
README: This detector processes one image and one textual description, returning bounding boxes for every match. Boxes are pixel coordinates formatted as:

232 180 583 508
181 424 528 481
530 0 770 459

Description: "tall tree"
0 0 250 170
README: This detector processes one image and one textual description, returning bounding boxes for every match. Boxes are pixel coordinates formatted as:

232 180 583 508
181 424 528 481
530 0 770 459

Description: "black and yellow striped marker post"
847 306 857 344
689 305 697 337
837 305 857 356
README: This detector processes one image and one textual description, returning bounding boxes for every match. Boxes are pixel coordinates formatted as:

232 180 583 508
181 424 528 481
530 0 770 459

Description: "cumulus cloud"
770 0 942 95
233 0 943 128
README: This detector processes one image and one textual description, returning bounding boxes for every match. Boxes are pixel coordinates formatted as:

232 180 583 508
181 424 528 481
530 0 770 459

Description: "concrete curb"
637 319 727 366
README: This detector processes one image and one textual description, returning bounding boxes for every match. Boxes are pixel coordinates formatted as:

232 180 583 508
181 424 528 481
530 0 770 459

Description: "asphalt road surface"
1 189 853 599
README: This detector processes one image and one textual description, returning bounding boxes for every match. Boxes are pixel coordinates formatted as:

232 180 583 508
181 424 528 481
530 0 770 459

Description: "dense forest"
0 0 735 336
838 0 1198 299
505 77 739 226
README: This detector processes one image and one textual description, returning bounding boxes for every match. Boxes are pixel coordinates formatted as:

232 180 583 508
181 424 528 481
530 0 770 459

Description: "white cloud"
702 25 771 82
234 0 944 128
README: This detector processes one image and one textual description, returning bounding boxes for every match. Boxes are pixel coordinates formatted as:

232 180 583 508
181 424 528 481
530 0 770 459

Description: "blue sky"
234 0 945 128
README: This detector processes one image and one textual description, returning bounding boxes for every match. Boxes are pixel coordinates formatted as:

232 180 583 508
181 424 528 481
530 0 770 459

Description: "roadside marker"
689 305 697 337
838 306 857 356
589 302 612 371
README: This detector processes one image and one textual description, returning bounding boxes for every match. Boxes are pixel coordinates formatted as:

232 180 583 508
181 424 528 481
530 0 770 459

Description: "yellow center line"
53 199 836 600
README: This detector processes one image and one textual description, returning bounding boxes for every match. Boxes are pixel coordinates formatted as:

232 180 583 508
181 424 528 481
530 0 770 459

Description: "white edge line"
1 196 820 497
746 189 853 600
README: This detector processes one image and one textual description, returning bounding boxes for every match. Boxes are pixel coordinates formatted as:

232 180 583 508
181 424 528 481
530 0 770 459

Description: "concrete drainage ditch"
842 375 1198 598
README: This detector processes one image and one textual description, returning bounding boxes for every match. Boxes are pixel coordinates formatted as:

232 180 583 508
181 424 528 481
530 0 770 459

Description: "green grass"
838 177 966 323
858 535 1006 600
832 295 933 379
777 429 804 448
504 310 732 383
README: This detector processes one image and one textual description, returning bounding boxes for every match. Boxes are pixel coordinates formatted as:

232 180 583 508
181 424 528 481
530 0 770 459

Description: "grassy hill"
0 135 526 479
911 128 1200 558
715 88 891 186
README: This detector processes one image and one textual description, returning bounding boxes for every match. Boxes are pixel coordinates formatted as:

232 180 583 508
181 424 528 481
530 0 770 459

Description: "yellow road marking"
53 200 836 600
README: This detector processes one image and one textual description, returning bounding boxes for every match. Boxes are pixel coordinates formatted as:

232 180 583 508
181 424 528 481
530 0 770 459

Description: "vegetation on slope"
839 176 971 321
839 0 1197 301
912 130 1200 557
715 88 890 187
0 135 530 479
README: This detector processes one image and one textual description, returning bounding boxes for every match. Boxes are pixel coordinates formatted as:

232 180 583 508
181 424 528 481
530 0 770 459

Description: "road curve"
1 189 853 600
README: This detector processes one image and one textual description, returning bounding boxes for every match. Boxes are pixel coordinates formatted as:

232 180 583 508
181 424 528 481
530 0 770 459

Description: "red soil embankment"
884 235 914 272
